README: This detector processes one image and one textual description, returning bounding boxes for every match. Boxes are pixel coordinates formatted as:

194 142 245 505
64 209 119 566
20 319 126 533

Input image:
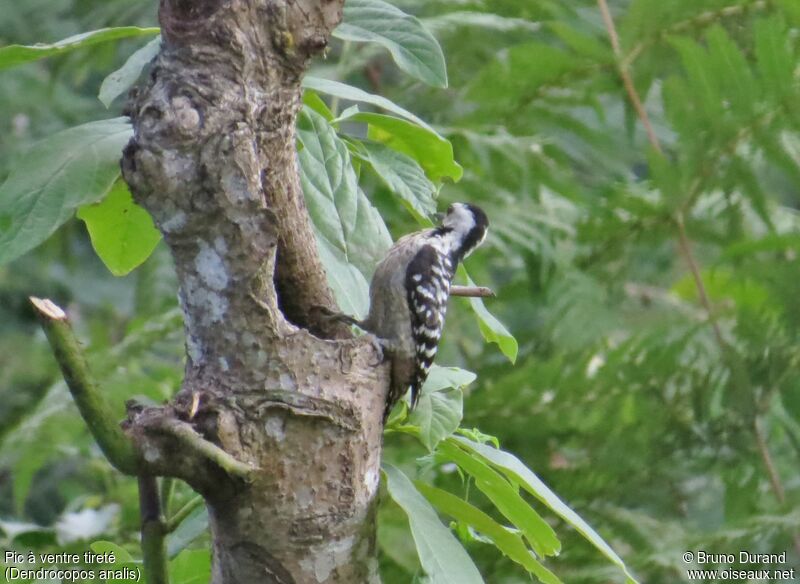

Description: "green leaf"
99 35 161 108
704 25 755 118
548 22 612 62
77 181 161 276
408 365 475 450
297 107 392 319
776 0 800 25
90 540 135 563
453 437 639 584
0 27 160 71
423 12 542 34
467 42 580 109
416 482 563 584
439 440 561 558
349 139 437 219
302 90 335 122
0 117 133 265
382 464 484 584
315 240 372 319
670 38 723 129
672 268 772 314
170 549 212 584
719 233 800 262
302 76 436 133
166 507 209 559
461 271 518 363
336 0 448 88
754 17 793 100
342 111 462 183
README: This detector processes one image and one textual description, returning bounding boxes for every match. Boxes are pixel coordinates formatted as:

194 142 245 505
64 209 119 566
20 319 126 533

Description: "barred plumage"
360 203 489 418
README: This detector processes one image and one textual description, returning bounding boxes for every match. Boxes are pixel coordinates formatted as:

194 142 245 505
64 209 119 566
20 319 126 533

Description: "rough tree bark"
119 0 390 582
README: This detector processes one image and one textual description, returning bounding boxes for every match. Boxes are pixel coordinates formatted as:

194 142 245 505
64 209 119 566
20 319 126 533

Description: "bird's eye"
446 204 454 214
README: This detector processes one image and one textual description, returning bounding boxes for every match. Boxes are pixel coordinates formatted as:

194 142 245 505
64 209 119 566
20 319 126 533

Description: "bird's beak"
433 211 445 223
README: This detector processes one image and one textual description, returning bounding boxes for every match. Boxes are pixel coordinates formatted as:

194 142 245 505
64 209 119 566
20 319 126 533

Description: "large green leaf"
0 117 133 265
416 482 562 584
342 111 462 183
349 139 437 219
0 27 160 71
336 0 448 88
297 107 392 319
99 35 161 108
90 541 135 564
438 440 560 558
170 549 212 584
77 181 161 276
383 464 484 584
461 271 518 363
302 76 435 133
90 540 140 582
453 437 639 584
166 507 209 560
407 366 475 450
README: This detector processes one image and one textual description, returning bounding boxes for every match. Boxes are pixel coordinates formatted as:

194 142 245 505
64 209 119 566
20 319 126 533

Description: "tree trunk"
120 1 389 582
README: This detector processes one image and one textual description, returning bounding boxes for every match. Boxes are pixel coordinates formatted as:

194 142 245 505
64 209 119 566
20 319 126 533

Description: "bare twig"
754 419 800 555
139 476 168 584
30 297 139 475
621 0 768 69
674 214 725 347
755 419 786 504
597 0 661 153
596 0 724 344
451 285 495 298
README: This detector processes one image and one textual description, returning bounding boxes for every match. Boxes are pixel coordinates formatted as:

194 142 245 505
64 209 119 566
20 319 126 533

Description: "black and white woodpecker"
348 203 489 417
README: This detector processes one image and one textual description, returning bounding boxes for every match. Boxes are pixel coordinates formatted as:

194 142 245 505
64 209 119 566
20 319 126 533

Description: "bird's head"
438 202 489 259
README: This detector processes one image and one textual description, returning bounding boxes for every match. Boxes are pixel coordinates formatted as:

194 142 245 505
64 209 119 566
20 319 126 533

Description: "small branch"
139 475 168 584
621 0 768 70
596 0 724 344
597 0 661 153
451 285 495 298
151 416 254 480
754 418 800 556
754 419 786 504
166 495 205 533
30 297 139 475
674 214 725 347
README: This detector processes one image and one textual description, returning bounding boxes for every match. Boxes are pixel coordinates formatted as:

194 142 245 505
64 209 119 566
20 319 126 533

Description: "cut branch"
451 285 495 298
30 296 139 475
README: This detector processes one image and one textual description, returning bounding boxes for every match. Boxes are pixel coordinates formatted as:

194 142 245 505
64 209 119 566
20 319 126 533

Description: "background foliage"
1 0 799 582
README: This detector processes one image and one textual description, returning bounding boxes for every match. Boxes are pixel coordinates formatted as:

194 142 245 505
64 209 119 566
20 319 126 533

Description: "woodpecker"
358 203 489 417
